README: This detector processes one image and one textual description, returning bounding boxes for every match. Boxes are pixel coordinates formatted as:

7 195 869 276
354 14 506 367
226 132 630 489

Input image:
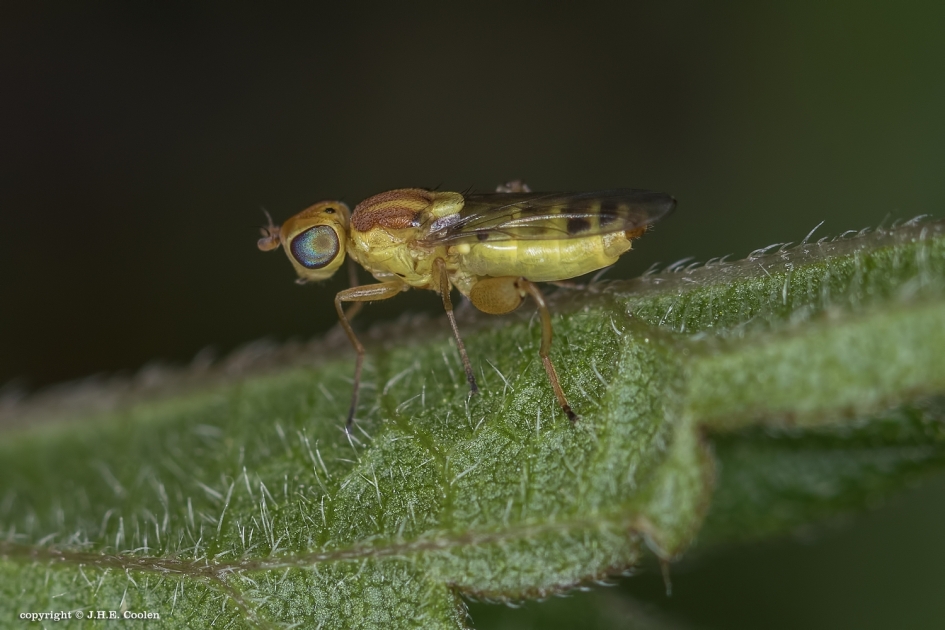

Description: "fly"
258 181 675 432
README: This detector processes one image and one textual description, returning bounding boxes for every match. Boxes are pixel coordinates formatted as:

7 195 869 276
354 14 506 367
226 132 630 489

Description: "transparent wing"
418 189 675 245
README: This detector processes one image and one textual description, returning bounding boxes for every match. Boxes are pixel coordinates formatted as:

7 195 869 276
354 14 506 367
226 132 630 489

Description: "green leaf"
3 220 945 628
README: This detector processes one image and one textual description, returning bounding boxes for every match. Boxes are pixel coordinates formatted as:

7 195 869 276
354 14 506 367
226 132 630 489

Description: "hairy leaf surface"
3 221 945 628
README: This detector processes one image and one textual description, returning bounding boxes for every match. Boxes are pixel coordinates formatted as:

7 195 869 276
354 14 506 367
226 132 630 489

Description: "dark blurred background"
2 2 944 628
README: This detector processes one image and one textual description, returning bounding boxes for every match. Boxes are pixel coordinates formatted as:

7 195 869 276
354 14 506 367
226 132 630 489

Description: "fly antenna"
257 207 282 251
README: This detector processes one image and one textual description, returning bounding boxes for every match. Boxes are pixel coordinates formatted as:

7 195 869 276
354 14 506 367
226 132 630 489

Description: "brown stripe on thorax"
351 188 434 232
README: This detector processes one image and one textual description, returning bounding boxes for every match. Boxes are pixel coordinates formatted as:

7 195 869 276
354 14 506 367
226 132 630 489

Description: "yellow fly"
258 182 675 432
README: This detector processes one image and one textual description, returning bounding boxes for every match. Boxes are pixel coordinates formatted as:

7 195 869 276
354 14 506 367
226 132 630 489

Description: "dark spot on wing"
599 200 619 227
567 217 591 234
477 233 489 241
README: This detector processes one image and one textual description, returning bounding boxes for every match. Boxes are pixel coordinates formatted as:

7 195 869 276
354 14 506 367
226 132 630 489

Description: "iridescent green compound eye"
290 225 339 269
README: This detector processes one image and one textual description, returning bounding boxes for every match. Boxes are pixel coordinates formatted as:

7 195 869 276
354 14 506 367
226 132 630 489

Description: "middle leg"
434 258 478 394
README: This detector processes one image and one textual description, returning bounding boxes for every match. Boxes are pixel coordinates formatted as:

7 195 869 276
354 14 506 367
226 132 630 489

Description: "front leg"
342 257 366 320
335 282 406 433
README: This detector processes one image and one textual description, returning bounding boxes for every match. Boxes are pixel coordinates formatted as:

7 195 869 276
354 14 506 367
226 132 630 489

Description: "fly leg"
434 258 478 394
468 276 577 422
343 257 365 320
517 279 578 423
335 282 406 433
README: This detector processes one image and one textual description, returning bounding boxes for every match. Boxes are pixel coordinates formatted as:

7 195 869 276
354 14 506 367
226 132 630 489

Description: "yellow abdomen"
451 232 632 283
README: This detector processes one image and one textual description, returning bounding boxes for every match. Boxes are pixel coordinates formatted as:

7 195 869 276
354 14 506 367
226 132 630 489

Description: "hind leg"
468 276 577 422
